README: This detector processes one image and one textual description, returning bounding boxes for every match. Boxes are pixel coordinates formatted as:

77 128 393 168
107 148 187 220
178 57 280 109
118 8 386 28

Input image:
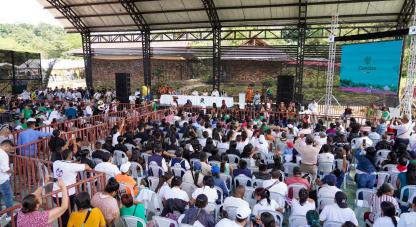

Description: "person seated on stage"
342 106 353 120
220 100 227 109
184 100 192 107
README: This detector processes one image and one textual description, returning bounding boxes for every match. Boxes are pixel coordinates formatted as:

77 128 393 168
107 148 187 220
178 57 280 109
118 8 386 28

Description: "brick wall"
222 60 283 84
92 58 283 88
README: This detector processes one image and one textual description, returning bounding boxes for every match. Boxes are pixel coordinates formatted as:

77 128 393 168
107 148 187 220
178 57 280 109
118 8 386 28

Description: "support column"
213 26 221 91
142 29 151 87
82 33 93 89
294 0 307 103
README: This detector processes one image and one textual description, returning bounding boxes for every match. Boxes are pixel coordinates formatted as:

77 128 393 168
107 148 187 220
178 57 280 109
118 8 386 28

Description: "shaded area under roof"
37 0 406 33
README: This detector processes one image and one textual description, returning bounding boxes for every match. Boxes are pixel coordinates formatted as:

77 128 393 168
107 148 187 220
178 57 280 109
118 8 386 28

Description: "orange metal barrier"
1 154 106 227
12 103 153 143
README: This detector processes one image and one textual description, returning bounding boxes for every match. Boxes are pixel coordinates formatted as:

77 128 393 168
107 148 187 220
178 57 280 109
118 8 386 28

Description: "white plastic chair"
141 153 151 164
153 216 178 227
234 174 253 187
374 171 390 188
125 143 135 152
119 182 135 198
288 183 308 200
113 150 129 166
148 176 159 192
219 173 232 190
148 163 165 177
223 205 238 220
382 164 398 172
214 186 224 203
270 191 286 208
376 149 391 159
121 215 146 227
399 185 416 206
258 210 283 226
190 158 200 166
93 158 103 165
208 160 220 167
317 197 335 211
283 162 298 177
323 221 344 227
318 161 334 178
244 186 256 207
227 154 240 164
130 162 144 178
171 166 186 177
289 215 307 227
355 188 375 209
181 182 197 199
253 179 264 188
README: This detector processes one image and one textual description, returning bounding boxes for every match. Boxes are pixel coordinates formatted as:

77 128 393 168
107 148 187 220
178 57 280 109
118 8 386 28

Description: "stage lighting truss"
401 4 416 118
319 14 341 117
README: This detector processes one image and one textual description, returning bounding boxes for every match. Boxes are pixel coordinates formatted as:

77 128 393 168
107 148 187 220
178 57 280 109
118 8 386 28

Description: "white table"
160 94 234 107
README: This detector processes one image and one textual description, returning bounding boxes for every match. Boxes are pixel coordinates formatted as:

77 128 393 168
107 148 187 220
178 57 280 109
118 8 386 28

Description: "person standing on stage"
308 99 318 124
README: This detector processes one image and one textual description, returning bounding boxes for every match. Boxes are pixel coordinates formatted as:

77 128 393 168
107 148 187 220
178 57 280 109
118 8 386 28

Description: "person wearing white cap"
215 206 251 227
255 135 269 157
115 162 138 196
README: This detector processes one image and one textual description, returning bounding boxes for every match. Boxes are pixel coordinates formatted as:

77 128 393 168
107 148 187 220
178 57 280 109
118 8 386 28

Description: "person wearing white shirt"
164 177 190 202
352 132 374 150
317 174 341 199
314 132 327 145
211 89 220 97
52 149 90 225
0 140 14 212
317 144 335 164
255 135 269 157
217 138 229 153
398 197 416 227
262 170 288 197
48 106 62 122
308 100 318 124
319 191 358 226
128 95 136 105
84 103 93 116
374 201 400 227
223 185 250 210
391 115 413 150
291 188 316 216
191 176 218 205
252 187 283 216
215 206 251 227
156 174 173 201
94 153 121 179
191 90 199 96
368 127 382 144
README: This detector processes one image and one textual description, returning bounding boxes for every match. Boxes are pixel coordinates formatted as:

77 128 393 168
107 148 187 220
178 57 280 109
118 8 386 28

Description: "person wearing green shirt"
21 105 33 120
120 193 147 227
381 107 391 121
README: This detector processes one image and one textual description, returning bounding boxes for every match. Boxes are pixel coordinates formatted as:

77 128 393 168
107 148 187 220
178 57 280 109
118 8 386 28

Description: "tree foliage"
0 23 81 58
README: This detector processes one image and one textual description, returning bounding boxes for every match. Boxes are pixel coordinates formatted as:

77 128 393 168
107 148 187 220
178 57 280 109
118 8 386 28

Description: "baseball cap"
335 191 348 208
236 206 251 219
286 141 294 148
322 174 337 186
120 162 131 173
211 165 220 174
193 161 202 170
287 124 294 129
27 118 36 122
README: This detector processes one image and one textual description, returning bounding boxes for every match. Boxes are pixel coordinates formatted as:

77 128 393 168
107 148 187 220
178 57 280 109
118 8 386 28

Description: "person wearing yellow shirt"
67 192 106 227
115 162 139 196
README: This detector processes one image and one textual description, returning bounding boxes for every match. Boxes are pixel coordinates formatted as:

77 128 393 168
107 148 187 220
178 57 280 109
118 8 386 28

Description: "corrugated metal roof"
38 0 406 32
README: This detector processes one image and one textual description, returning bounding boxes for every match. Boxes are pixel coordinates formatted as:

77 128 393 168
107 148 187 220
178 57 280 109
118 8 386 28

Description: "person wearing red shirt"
284 167 311 199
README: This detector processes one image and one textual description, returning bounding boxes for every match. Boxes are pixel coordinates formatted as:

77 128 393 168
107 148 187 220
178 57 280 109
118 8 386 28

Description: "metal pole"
324 15 339 117
294 0 307 103
142 30 151 87
82 33 93 89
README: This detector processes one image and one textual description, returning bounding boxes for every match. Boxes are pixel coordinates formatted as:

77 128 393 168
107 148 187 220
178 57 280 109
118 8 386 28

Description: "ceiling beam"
45 0 89 34
44 0 159 9
53 0 392 19
63 13 399 30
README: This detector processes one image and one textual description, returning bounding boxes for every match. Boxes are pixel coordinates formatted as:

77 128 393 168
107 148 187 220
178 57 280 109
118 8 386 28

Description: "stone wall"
222 60 283 84
92 58 284 88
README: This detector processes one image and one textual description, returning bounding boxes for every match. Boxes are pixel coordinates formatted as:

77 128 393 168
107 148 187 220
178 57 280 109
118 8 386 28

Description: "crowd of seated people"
3 100 416 227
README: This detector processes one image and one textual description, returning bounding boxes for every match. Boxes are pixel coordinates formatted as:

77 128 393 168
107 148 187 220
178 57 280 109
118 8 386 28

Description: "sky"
0 0 62 26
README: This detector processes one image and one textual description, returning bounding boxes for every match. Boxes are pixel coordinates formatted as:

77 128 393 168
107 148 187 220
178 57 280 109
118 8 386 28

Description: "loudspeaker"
276 75 294 103
115 73 131 103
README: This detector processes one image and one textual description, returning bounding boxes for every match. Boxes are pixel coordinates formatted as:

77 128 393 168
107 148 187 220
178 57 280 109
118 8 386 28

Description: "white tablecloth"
160 94 234 107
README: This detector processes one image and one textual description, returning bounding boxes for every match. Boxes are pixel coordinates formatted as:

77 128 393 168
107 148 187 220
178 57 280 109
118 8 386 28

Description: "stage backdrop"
340 40 403 95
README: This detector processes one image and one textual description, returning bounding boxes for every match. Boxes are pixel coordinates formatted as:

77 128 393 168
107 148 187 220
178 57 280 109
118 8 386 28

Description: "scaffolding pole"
400 4 416 118
321 15 341 117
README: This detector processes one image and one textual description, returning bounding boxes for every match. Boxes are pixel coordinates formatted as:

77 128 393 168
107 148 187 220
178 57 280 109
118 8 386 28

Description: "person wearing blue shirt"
233 159 252 178
354 146 377 189
17 120 52 157
65 103 78 119
376 118 387 136
211 165 229 204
